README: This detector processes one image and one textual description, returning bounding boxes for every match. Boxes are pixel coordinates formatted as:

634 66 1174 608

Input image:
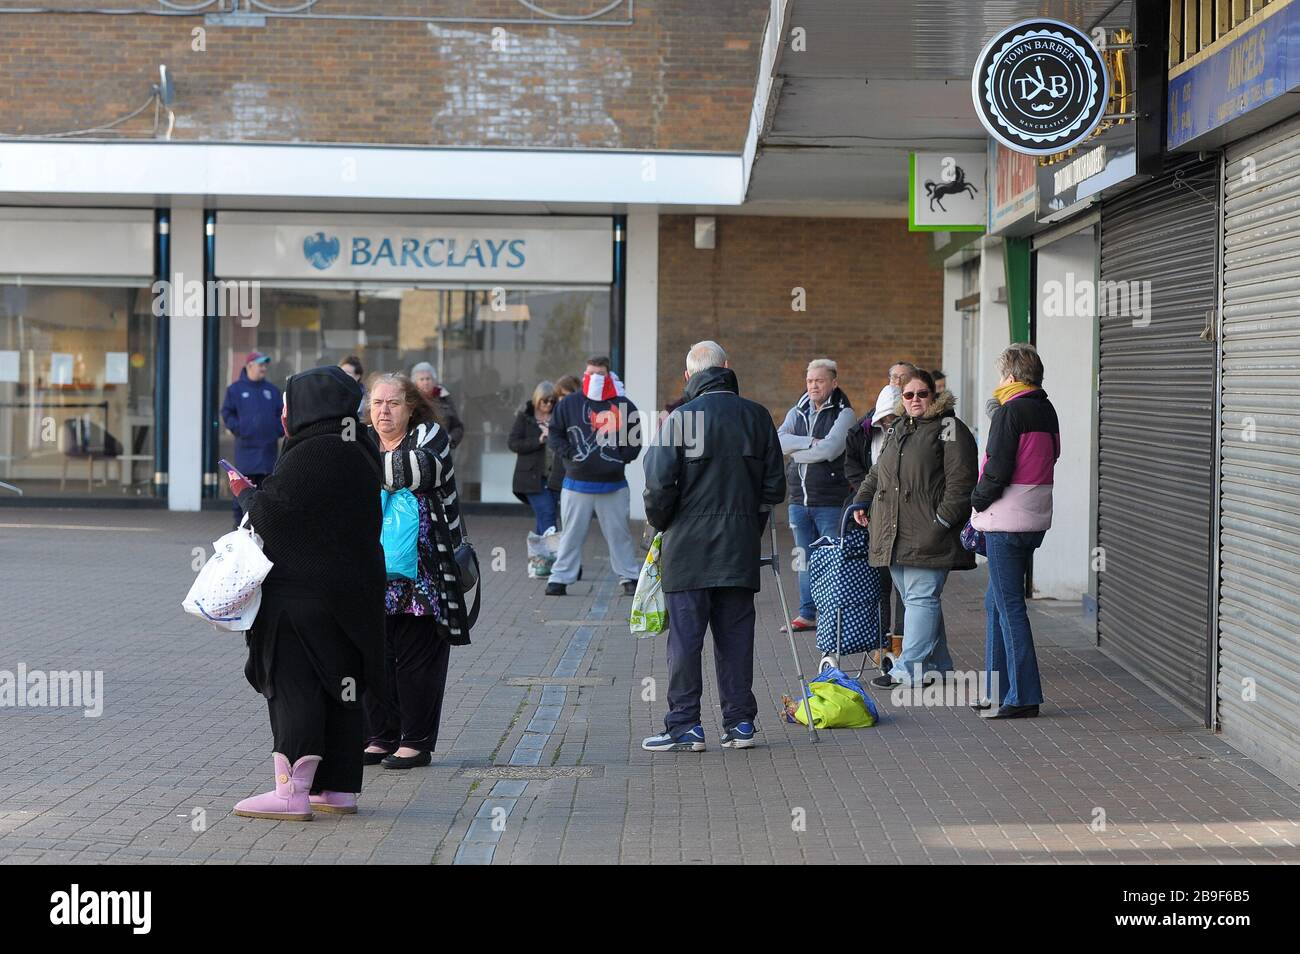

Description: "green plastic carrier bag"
629 532 667 636
792 678 877 729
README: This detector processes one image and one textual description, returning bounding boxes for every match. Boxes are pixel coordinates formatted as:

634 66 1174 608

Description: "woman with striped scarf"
362 373 471 769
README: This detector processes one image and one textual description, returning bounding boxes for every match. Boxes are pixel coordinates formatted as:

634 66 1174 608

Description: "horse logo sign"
909 151 987 232
972 18 1109 156
924 166 978 212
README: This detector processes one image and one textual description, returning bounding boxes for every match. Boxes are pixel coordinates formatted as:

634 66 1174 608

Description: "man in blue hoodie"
220 351 283 527
545 356 642 596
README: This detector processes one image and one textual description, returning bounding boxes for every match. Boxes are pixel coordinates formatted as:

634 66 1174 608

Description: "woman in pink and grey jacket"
969 344 1059 720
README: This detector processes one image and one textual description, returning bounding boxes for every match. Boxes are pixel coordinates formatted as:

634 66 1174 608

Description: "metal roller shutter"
1097 158 1219 722
1219 118 1300 786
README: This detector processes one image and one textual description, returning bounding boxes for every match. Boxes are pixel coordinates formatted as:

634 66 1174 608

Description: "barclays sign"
302 231 530 273
215 213 612 284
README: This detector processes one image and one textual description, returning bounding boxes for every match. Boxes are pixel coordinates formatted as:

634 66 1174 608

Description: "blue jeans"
888 564 954 684
525 483 559 535
983 530 1046 706
789 503 843 620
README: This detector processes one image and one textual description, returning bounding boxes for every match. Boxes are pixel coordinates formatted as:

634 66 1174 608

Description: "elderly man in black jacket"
641 341 786 752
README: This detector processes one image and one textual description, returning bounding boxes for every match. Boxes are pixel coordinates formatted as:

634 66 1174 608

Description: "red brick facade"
0 1 767 150
656 215 944 420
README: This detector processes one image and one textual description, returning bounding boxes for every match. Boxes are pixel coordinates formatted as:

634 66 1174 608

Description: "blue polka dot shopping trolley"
807 505 893 678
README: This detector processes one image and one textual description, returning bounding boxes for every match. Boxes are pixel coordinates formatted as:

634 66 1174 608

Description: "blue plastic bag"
960 518 986 555
380 488 420 581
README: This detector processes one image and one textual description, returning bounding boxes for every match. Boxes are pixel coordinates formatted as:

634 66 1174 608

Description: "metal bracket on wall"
1171 167 1220 210
1200 309 1218 342
929 230 982 268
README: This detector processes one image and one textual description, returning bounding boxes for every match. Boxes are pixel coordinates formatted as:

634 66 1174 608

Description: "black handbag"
454 532 481 630
442 494 480 631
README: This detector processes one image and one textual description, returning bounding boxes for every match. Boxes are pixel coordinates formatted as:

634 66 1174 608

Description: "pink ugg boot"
233 752 321 821
309 791 358 814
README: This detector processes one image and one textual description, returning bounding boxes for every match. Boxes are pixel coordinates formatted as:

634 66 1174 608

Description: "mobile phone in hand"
218 459 255 487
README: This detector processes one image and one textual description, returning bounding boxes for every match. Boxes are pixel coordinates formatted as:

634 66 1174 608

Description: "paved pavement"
2 508 1300 864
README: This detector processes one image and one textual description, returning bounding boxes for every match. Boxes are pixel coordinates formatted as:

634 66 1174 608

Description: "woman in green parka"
851 368 978 690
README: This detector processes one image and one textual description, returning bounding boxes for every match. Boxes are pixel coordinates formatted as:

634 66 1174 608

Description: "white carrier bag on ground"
629 532 667 636
526 526 560 578
182 514 274 632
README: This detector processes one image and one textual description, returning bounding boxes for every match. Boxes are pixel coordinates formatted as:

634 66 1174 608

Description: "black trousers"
266 622 364 794
663 587 758 736
363 614 451 753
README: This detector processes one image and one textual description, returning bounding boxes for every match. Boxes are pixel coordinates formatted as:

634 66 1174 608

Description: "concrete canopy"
747 0 1131 216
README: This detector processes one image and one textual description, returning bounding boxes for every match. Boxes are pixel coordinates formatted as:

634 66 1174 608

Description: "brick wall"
656 215 944 422
0 0 766 150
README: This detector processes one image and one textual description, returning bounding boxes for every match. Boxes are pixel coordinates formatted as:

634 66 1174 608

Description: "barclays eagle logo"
303 232 340 271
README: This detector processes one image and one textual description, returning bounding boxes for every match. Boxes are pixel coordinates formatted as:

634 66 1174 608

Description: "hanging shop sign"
908 151 987 232
1035 2 1164 223
215 212 613 284
972 18 1110 156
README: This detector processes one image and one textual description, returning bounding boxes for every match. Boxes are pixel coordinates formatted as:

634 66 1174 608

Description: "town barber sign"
973 18 1110 156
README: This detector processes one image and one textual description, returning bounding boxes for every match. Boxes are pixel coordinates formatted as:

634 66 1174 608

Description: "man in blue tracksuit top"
545 356 642 596
220 351 283 527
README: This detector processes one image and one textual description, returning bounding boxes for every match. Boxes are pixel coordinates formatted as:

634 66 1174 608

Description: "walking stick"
764 511 819 743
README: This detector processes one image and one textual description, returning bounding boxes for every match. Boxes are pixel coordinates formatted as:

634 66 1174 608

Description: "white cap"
872 385 901 425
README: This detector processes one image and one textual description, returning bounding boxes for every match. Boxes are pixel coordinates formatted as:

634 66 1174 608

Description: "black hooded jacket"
236 366 387 703
643 366 786 593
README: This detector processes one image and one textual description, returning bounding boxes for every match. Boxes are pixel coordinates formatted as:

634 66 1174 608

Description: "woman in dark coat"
229 365 386 821
546 375 580 504
509 380 559 534
361 372 472 770
851 369 978 690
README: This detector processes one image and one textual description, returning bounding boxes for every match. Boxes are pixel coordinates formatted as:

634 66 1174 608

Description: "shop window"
215 284 612 503
0 284 156 498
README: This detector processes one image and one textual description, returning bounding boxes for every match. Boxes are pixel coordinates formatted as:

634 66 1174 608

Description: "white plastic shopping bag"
183 515 274 632
629 532 667 636
526 527 559 579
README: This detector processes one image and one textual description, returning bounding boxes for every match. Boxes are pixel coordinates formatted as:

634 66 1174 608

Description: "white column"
1032 232 1097 600
976 239 1010 456
941 261 964 411
623 206 659 522
167 206 204 511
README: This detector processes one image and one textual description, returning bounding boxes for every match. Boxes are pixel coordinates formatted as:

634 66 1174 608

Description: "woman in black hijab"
227 365 386 820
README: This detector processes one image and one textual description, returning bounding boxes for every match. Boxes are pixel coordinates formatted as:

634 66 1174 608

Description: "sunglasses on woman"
902 389 931 400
